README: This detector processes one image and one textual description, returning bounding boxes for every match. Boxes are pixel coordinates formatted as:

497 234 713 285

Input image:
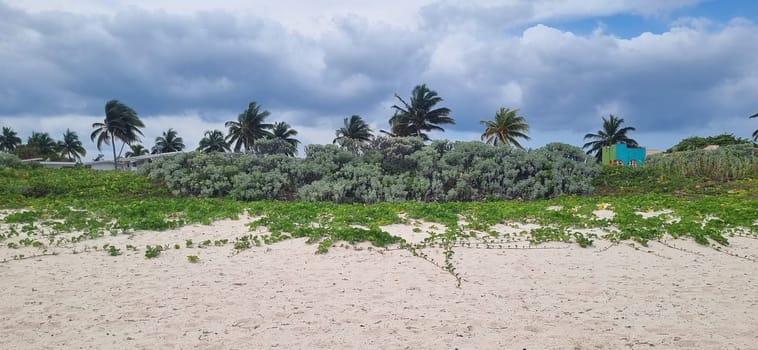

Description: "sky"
0 0 756 160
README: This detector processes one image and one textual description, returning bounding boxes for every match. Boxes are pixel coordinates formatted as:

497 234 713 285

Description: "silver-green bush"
139 138 599 202
0 152 23 169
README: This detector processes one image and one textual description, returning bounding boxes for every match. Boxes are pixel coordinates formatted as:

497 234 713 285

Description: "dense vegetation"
594 144 758 195
1 147 756 286
0 154 242 232
1 91 756 286
138 138 598 202
667 133 753 152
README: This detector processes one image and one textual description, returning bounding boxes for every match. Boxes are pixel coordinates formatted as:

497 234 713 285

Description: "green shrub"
668 133 753 152
647 144 757 182
19 181 65 198
140 140 598 202
0 152 23 169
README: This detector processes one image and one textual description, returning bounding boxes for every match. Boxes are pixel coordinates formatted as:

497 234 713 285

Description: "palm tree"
90 100 145 169
269 122 300 147
389 84 454 140
750 112 757 141
125 144 149 158
197 130 230 153
57 129 86 162
380 113 413 138
264 122 300 157
333 115 373 144
480 108 531 150
583 114 639 161
151 128 185 154
27 132 57 156
0 126 22 152
225 101 273 152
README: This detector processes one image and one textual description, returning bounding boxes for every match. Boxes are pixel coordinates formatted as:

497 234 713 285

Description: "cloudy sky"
1 0 756 159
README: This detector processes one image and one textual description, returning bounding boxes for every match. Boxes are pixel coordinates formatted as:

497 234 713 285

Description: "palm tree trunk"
111 134 118 170
118 141 128 158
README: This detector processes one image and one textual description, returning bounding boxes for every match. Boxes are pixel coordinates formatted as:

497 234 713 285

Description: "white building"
25 152 184 170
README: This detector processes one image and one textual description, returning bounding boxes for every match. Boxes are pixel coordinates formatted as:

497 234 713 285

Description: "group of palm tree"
341 84 532 150
2 87 756 169
0 86 535 168
1 126 87 162
219 102 300 155
89 100 303 168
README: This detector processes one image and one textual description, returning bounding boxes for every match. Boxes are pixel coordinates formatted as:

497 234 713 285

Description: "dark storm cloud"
1 0 757 150
0 3 427 124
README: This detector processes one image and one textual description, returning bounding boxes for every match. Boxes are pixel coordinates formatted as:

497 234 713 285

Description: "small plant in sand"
106 245 121 256
234 235 252 250
442 228 462 287
174 244 180 249
145 245 163 258
18 237 44 248
185 239 193 248
187 255 199 263
574 232 593 248
316 238 332 254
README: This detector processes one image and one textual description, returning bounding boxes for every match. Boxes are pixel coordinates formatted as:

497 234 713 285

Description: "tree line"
1 83 756 168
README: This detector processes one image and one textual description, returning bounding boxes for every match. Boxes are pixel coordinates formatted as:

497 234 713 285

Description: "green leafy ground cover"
1 162 756 285
1 164 755 248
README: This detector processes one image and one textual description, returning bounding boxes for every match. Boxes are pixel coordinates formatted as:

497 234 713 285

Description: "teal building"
601 143 646 166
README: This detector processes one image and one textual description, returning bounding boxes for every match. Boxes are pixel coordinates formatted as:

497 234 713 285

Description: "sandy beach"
1 216 757 350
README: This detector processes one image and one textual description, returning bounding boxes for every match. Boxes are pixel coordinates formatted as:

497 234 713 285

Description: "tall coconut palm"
381 112 413 138
264 122 300 157
389 84 454 141
480 108 531 150
125 144 149 158
27 132 57 157
333 115 373 144
583 114 639 161
750 112 757 141
0 126 22 152
151 128 185 154
225 101 273 152
269 122 300 148
57 129 86 162
197 130 230 153
90 100 145 169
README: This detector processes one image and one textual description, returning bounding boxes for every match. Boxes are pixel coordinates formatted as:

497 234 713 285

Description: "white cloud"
6 1 705 35
1 0 757 153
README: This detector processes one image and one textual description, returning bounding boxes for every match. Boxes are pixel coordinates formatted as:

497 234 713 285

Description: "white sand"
2 216 758 349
